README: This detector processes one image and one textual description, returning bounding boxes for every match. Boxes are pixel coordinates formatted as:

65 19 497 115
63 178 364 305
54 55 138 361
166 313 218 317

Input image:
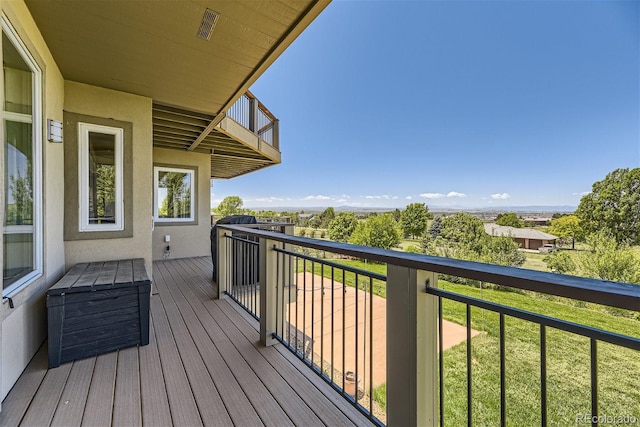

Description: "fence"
215 224 639 426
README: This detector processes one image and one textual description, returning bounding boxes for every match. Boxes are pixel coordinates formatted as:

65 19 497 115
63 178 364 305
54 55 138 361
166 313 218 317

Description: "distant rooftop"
484 223 558 240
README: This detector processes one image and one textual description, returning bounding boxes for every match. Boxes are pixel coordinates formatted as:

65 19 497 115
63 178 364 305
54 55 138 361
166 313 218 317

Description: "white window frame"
2 15 43 296
153 166 196 223
78 123 124 231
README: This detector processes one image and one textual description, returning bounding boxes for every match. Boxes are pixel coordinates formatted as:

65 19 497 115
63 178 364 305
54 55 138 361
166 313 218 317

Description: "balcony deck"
0 257 372 426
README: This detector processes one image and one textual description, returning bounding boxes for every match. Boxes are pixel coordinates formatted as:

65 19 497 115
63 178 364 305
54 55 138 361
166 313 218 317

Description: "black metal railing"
221 233 260 318
429 287 640 427
226 91 279 149
218 223 292 318
215 225 640 427
271 247 384 423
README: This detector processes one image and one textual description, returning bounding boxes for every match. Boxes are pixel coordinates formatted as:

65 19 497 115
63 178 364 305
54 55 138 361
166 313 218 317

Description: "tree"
480 235 526 267
254 210 278 219
576 168 640 245
423 212 525 286
8 169 33 225
575 232 640 283
309 216 322 229
319 207 336 228
544 251 576 274
158 171 190 219
327 212 359 242
427 216 443 238
548 214 584 249
439 213 487 253
214 196 244 217
401 203 431 238
496 212 524 228
349 213 402 250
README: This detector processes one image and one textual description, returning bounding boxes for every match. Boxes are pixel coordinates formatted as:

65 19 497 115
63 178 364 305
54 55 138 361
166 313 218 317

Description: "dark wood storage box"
47 258 151 368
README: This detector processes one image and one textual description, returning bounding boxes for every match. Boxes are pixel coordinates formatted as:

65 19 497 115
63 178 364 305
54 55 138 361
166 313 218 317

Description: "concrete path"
285 273 481 390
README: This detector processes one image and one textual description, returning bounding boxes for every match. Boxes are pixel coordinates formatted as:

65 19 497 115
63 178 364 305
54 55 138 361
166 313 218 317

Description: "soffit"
24 0 318 115
152 103 278 179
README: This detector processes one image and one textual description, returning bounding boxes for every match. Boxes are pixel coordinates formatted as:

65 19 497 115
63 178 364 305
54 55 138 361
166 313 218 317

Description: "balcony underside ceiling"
152 103 279 179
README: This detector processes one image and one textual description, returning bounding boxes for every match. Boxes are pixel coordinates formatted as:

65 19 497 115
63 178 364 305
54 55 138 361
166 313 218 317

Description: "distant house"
484 223 558 250
523 217 553 226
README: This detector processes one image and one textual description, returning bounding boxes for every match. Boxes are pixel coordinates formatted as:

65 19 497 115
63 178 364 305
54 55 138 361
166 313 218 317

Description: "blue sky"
212 0 640 210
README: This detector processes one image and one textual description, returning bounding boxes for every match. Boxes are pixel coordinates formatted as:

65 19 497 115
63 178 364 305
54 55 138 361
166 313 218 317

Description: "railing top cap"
216 224 640 312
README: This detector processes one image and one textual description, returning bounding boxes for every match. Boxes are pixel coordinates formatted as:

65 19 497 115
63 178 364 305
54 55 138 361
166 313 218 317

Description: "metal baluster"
467 304 472 427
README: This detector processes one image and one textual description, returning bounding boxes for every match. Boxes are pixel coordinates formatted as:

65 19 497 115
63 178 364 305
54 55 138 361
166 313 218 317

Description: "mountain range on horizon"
244 205 577 214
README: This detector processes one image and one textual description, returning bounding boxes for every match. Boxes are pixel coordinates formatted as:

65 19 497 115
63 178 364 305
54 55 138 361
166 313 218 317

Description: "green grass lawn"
396 238 422 251
438 286 640 426
522 251 549 271
297 258 640 425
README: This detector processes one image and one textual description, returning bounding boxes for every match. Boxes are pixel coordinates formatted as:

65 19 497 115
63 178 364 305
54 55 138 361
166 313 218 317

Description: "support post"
249 96 258 133
386 265 438 426
282 224 296 303
259 238 280 346
272 119 280 150
216 228 229 299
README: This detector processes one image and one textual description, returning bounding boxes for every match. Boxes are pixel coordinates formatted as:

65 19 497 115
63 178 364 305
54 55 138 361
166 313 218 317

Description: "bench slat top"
48 259 150 295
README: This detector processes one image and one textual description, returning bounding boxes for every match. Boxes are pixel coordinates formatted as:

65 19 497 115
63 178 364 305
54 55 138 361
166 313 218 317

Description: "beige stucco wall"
1 0 66 400
63 81 153 272
152 148 211 260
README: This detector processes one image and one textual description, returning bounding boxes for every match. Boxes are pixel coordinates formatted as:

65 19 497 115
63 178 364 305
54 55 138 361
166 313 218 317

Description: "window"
154 166 195 223
78 123 124 231
2 16 43 294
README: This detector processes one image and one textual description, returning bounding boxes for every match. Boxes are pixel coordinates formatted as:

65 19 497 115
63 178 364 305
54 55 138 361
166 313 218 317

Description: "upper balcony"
152 91 280 179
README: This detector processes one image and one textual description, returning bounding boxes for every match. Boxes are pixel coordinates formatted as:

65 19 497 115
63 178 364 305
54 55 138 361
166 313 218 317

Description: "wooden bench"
46 258 151 368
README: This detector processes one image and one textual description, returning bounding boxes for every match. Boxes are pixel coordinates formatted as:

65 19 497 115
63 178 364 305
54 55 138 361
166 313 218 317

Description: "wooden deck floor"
0 257 373 426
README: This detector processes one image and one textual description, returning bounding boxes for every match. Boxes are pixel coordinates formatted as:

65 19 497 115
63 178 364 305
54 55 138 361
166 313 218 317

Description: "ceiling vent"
197 9 219 40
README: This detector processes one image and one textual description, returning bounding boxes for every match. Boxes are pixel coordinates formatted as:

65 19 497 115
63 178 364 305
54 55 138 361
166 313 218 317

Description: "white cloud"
490 193 511 200
447 191 466 198
365 195 397 200
254 197 284 203
420 193 445 199
580 191 590 196
335 198 349 204
406 196 412 200
302 195 331 201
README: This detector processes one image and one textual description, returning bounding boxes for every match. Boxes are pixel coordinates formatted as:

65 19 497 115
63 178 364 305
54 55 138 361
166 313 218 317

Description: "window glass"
88 132 117 225
79 123 123 231
154 167 195 222
2 21 41 292
2 33 31 114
